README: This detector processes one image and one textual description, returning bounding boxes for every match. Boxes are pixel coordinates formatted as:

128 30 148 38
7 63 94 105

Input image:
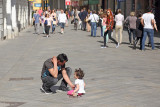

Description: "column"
6 0 12 39
11 0 18 37
0 0 3 40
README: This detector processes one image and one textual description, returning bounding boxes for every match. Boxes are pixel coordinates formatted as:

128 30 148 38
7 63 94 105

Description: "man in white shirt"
58 9 67 34
88 10 99 37
115 9 124 44
141 8 155 50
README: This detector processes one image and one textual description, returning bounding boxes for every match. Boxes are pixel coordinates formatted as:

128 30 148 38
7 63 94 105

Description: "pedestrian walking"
41 12 45 34
87 10 99 37
135 12 143 50
102 13 108 43
33 10 41 35
81 8 87 31
125 12 137 49
58 9 67 34
99 14 103 36
51 9 57 34
101 9 119 48
44 14 52 37
40 53 75 94
115 9 124 45
141 8 155 50
86 10 91 32
78 9 83 30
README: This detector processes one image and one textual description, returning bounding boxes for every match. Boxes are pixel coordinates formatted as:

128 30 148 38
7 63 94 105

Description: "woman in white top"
44 14 52 37
115 9 124 44
51 10 57 34
67 68 86 97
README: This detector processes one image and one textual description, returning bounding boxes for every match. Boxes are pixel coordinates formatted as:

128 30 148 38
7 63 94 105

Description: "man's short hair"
57 53 68 62
146 7 152 13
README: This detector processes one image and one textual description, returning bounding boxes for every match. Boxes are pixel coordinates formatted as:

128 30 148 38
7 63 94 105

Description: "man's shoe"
40 86 52 94
58 86 69 91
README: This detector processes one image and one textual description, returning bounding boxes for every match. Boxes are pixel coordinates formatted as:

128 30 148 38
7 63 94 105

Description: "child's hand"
72 92 78 97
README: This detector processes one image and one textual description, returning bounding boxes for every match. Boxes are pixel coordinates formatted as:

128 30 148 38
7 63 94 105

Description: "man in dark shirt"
81 8 87 31
41 53 74 94
78 9 83 30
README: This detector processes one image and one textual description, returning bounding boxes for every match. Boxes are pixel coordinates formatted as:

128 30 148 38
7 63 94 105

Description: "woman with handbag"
101 9 119 48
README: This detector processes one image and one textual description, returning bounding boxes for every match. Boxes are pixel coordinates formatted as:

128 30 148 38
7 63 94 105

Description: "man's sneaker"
58 86 69 91
40 86 52 94
116 43 119 48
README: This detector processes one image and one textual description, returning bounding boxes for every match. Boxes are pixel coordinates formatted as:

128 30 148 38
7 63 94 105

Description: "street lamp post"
88 0 89 10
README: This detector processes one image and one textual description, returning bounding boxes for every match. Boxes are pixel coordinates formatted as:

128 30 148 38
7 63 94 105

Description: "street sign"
34 3 41 7
65 0 71 5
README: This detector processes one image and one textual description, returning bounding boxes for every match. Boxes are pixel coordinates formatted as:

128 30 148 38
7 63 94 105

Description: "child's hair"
75 68 84 79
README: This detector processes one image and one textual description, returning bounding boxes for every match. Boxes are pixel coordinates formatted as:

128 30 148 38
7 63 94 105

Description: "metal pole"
88 0 89 10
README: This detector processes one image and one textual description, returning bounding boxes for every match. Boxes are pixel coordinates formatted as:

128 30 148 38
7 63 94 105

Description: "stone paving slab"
0 23 160 107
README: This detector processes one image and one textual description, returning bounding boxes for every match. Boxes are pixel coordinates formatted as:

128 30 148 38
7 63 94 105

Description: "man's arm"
48 56 58 78
153 19 158 32
62 69 75 89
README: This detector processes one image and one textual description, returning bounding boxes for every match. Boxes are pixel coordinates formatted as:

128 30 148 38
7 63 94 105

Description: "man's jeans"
41 67 72 92
142 28 154 50
91 22 97 37
34 23 40 34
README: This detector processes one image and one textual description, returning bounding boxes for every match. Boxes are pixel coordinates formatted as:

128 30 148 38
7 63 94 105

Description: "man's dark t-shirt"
41 58 65 78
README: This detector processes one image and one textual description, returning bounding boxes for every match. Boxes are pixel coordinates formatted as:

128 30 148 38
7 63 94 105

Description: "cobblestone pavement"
0 23 160 107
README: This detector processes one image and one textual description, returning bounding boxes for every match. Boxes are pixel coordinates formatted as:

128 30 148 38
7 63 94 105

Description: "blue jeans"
142 28 154 50
91 22 97 36
60 23 65 29
51 22 56 33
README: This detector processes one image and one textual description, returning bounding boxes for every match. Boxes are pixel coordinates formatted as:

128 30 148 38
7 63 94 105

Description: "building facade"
0 0 32 40
49 0 65 10
103 0 159 29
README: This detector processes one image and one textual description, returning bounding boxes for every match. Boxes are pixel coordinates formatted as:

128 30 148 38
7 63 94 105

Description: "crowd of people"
33 7 158 50
37 7 158 96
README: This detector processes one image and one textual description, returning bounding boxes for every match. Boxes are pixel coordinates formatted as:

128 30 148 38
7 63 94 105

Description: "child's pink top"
102 18 107 26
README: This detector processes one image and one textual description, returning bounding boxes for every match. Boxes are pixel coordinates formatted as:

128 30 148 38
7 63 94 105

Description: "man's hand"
48 56 58 78
70 84 75 90
51 56 57 64
62 70 75 89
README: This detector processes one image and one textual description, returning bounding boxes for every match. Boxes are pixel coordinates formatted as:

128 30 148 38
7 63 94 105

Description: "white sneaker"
116 43 119 48
40 86 52 94
101 46 107 48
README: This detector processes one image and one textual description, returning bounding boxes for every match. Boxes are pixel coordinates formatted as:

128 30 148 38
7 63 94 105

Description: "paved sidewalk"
0 23 160 107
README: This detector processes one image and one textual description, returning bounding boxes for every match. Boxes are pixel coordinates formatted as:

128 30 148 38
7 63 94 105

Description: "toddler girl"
67 68 86 96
